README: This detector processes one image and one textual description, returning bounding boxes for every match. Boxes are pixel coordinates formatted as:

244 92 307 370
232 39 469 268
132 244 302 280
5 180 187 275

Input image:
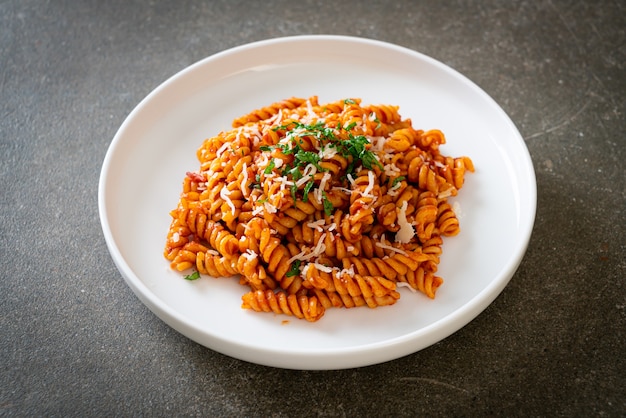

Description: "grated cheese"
369 135 386 152
216 142 230 157
273 176 294 187
388 180 402 197
438 188 454 199
384 162 401 177
395 201 415 244
303 163 317 178
241 249 258 261
263 201 277 214
306 219 325 232
376 234 408 255
312 262 333 273
220 186 236 215
332 186 352 194
296 174 312 188
361 171 375 198
315 172 331 204
266 109 283 126
452 201 464 219
240 162 248 196
333 265 356 279
251 204 264 216
288 233 327 264
396 282 417 292
318 145 337 160
299 263 311 278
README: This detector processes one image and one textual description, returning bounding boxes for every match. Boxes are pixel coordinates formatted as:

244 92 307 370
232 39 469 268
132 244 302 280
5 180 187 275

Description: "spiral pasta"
164 96 474 321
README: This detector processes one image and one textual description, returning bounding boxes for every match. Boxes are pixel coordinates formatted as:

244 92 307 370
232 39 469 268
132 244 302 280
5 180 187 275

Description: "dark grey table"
2 1 624 416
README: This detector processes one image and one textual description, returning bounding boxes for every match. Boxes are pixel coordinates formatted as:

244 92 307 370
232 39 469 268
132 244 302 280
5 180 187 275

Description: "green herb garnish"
295 150 325 172
302 180 315 202
338 133 383 172
263 159 276 174
392 176 406 187
343 121 357 131
285 260 301 277
184 271 200 281
322 191 333 216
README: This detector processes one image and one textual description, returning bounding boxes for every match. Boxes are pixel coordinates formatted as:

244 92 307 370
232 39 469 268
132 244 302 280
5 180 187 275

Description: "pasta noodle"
164 96 474 322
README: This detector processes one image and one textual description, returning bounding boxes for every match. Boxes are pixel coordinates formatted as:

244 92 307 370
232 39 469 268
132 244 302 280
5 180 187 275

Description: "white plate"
99 35 536 370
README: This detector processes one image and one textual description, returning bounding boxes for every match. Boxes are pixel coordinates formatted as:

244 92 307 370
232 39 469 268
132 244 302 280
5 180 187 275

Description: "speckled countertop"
1 1 624 416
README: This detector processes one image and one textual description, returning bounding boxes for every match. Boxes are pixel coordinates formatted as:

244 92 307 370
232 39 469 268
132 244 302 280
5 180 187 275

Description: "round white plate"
99 35 536 370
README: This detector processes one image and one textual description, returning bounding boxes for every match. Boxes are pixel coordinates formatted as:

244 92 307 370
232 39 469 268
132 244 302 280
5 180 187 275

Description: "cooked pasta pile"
164 97 474 322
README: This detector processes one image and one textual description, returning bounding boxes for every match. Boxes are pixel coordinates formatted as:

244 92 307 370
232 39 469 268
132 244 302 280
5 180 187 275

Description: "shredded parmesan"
315 172 331 204
266 109 283 126
240 162 248 196
263 201 277 214
251 204 264 216
273 176 294 187
384 162 401 177
299 263 311 278
306 219 325 232
241 249 258 261
388 180 402 197
288 233 327 264
305 99 318 121
438 188 454 199
395 201 415 244
312 262 333 273
303 163 317 178
332 186 352 194
216 142 230 157
369 135 387 152
361 171 375 198
452 201 463 219
219 187 236 215
318 145 337 160
396 282 417 292
376 234 408 255
333 265 356 279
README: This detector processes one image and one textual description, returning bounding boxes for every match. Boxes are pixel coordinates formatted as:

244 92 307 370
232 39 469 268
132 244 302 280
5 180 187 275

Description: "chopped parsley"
294 150 324 172
322 191 333 216
302 180 315 202
338 133 383 171
263 159 276 174
285 260 301 277
184 271 200 281
392 176 406 187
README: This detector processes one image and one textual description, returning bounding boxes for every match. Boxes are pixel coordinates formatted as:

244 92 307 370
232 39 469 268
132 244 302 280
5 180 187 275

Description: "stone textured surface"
1 0 624 416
